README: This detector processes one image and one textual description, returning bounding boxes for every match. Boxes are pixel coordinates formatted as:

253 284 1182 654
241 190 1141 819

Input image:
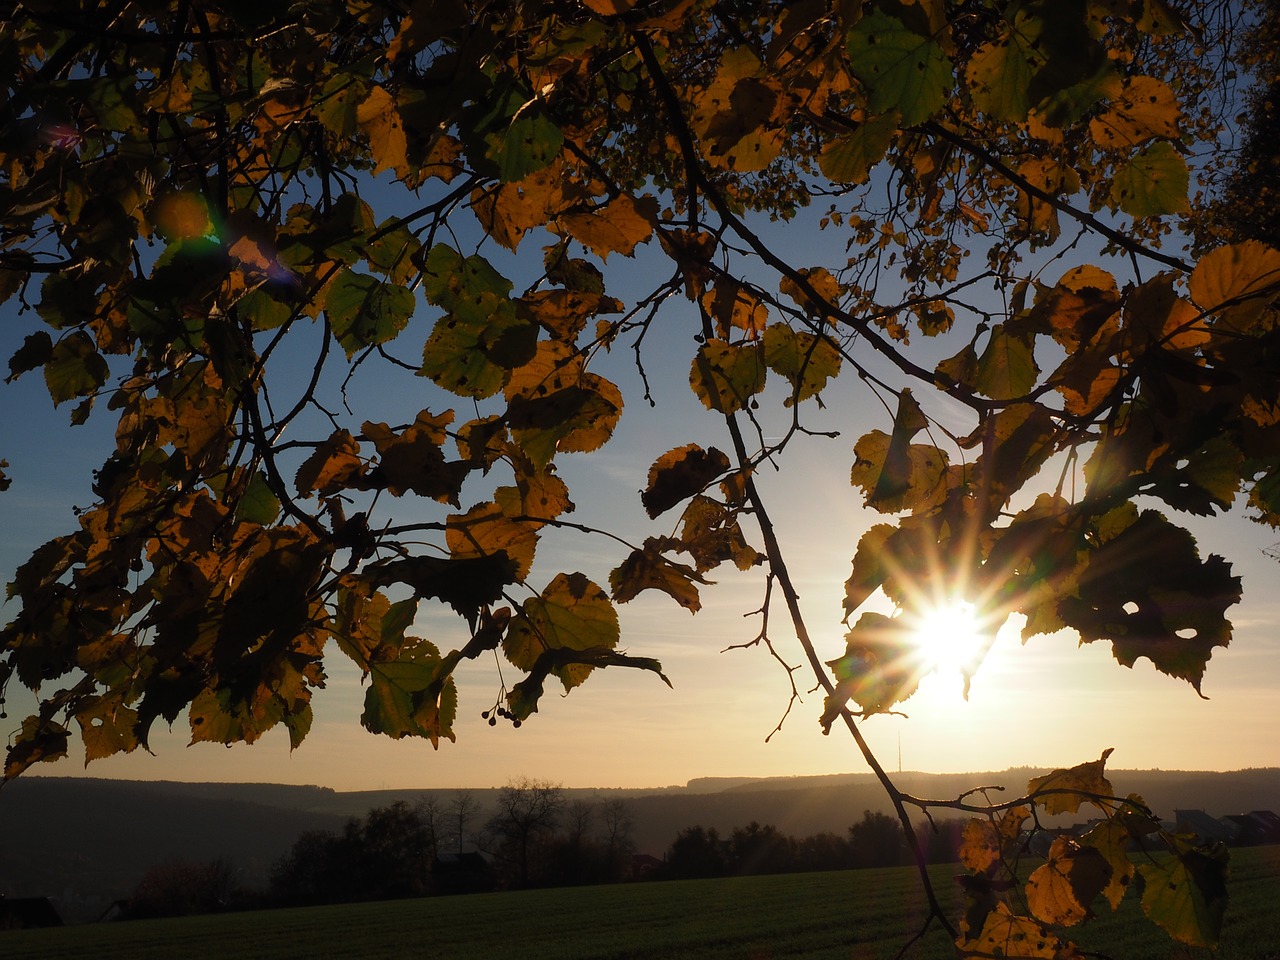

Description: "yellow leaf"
1025 837 1112 926
557 193 657 260
1027 749 1115 815
959 903 1082 959
294 429 366 496
1089 76 1181 148
447 501 539 581
357 85 409 178
1189 240 1280 332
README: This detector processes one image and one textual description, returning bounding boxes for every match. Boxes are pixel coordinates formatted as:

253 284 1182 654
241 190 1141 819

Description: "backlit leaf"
504 572 620 691
1110 142 1189 217
1027 749 1115 816
325 272 415 357
44 331 109 405
762 324 842 405
1188 240 1280 332
1059 511 1239 692
356 85 410 178
846 11 953 127
959 903 1080 959
1025 837 1112 926
1139 837 1229 947
447 501 539 582
1089 76 1181 149
974 324 1039 400
295 429 366 496
642 444 731 519
558 193 657 260
689 340 766 414
819 113 898 184
610 537 706 612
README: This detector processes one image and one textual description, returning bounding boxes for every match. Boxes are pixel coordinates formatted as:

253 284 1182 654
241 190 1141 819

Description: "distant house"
1173 809 1239 844
431 852 494 895
1223 810 1280 846
0 896 63 931
625 853 665 880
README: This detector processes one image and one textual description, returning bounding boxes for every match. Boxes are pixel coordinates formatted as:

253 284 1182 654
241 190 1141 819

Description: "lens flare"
910 601 987 676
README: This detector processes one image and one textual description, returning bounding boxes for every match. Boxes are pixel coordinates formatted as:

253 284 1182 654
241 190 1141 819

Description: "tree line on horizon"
117 778 968 919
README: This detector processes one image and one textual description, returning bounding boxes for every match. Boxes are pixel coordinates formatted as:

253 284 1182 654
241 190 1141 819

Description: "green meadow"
5 847 1278 960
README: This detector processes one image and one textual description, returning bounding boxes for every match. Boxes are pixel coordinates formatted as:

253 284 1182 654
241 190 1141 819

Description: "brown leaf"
641 444 731 518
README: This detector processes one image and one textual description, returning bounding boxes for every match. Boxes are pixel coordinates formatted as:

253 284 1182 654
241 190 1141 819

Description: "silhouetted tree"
665 825 728 879
729 822 794 875
848 810 912 869
483 777 564 887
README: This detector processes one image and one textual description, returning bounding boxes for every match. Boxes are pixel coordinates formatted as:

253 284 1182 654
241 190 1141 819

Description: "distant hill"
3 767 1276 909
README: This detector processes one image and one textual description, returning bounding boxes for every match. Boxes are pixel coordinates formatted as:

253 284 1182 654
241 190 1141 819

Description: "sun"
910 601 989 677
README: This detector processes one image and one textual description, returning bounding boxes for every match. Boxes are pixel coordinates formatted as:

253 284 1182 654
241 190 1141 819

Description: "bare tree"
448 790 480 854
565 799 595 848
414 795 442 862
484 777 564 887
601 798 635 861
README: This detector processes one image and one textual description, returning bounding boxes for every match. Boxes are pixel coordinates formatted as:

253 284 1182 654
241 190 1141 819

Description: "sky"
3 185 1280 794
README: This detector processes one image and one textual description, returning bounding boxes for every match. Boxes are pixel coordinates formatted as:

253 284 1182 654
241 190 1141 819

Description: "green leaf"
325 271 415 357
819 113 898 184
974 324 1039 400
1110 142 1189 217
689 340 766 414
1139 837 1229 947
846 11 953 127
762 324 842 405
44 331 109 405
362 636 458 747
235 470 281 525
504 572 621 692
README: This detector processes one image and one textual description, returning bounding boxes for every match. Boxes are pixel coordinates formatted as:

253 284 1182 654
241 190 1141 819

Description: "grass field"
4 847 1278 959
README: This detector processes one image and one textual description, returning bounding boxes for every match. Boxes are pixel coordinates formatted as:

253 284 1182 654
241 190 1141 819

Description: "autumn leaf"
1025 837 1113 926
609 537 707 611
362 411 468 503
1188 239 1280 332
356 86 410 178
689 339 766 414
558 193 658 260
1027 750 1116 816
959 903 1081 959
824 611 924 717
761 324 842 405
295 429 366 496
1059 511 1240 692
642 444 731 519
447 501 539 582
1089 76 1181 149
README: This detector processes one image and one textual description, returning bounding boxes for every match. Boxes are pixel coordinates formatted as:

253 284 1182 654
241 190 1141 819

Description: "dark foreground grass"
4 847 1278 960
